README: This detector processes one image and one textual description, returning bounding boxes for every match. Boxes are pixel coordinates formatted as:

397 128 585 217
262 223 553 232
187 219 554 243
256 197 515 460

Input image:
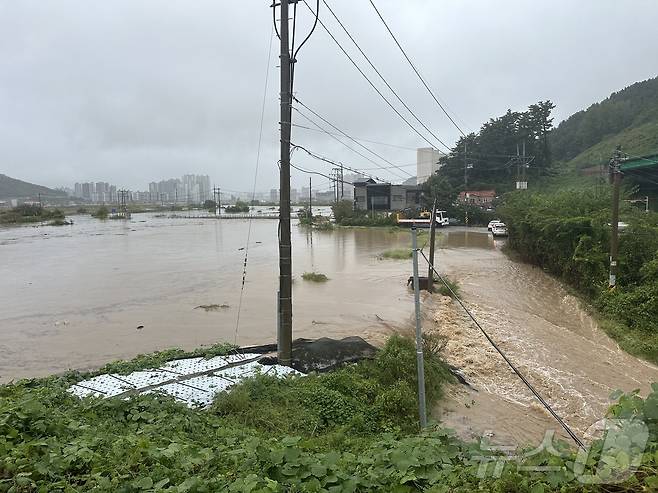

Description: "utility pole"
213 186 221 216
38 193 42 208
609 147 623 289
522 141 527 185
463 142 468 226
340 163 344 199
308 177 312 219
427 198 438 293
411 227 428 428
278 0 293 366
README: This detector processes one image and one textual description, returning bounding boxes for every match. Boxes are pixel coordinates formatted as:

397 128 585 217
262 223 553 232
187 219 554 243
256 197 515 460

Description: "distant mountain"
0 174 66 201
551 76 658 169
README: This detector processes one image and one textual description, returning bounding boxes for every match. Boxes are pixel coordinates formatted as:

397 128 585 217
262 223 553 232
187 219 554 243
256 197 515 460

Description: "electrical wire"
300 0 447 152
293 106 405 180
291 123 418 151
368 0 467 138
233 27 275 346
292 143 387 182
294 97 413 177
419 249 585 449
320 0 450 151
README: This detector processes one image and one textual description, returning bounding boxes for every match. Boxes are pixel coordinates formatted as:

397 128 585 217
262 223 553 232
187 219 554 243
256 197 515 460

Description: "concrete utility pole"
308 177 312 219
340 163 344 199
463 142 469 226
411 227 428 428
609 147 623 289
427 198 438 293
213 186 221 216
278 0 293 366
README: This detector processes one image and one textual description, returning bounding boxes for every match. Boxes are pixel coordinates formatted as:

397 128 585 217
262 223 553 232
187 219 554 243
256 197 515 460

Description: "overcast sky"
1 0 657 194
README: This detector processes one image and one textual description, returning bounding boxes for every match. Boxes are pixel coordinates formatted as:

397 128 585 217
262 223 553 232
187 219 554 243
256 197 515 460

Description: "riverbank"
2 335 657 491
500 186 658 364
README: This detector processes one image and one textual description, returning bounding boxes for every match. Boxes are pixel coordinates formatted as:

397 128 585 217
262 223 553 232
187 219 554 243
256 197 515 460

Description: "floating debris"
195 304 230 312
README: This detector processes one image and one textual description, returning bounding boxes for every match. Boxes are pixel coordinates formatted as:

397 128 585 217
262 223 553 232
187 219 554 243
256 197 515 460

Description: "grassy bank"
500 186 658 363
0 205 67 225
2 335 658 491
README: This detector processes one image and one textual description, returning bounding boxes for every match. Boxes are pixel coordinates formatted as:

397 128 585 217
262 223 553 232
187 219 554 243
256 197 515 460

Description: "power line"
293 106 406 180
234 26 275 346
292 143 387 182
294 97 413 177
368 0 467 138
420 249 585 449
300 0 447 151
319 0 450 151
291 123 417 151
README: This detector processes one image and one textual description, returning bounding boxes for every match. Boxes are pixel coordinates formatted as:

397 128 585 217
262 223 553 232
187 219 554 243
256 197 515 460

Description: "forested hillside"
551 76 658 166
0 174 65 200
435 76 658 194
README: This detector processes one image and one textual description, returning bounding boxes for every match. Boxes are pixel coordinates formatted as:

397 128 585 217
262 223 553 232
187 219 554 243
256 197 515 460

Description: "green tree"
421 175 457 210
331 200 354 223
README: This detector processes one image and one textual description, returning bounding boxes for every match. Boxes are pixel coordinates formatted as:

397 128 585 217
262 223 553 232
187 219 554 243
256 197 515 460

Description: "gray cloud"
1 0 657 193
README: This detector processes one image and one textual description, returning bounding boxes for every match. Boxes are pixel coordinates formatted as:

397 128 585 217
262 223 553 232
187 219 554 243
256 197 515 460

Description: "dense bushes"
500 186 658 361
0 205 66 224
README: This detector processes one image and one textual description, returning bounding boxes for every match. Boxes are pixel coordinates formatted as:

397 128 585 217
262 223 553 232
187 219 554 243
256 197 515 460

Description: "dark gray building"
354 179 421 211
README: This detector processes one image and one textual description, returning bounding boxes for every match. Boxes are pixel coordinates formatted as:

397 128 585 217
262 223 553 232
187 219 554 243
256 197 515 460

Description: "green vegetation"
302 271 329 282
225 200 250 213
331 200 398 227
500 186 658 363
551 76 658 164
92 205 109 219
2 336 658 491
436 275 461 298
438 101 555 192
381 248 413 260
0 205 66 225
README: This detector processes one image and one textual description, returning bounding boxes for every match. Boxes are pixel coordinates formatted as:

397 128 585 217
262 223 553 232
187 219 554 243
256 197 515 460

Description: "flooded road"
427 230 658 447
1 216 656 448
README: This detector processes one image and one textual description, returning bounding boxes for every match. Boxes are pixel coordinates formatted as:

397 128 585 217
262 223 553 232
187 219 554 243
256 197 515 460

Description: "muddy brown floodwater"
0 212 414 382
1 216 656 447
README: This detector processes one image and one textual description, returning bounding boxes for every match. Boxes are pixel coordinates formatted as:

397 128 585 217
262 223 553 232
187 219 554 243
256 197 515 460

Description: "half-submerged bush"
302 271 329 282
381 248 413 260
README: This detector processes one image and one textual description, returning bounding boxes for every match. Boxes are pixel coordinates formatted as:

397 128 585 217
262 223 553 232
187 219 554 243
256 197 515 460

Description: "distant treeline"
438 101 555 192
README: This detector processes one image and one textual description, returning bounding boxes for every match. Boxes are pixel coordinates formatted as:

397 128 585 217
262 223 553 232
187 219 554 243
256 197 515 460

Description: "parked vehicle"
397 209 449 228
487 219 502 231
491 223 508 237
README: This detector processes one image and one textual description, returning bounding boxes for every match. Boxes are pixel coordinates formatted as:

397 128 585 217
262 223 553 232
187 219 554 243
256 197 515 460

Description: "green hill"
551 76 658 171
0 174 66 201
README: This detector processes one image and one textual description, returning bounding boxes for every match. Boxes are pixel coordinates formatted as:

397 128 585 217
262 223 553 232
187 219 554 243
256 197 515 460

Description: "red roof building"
458 190 496 207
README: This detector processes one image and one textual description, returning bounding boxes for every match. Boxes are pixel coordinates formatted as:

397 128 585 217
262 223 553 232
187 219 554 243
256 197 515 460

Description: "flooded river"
1 214 656 447
0 212 414 382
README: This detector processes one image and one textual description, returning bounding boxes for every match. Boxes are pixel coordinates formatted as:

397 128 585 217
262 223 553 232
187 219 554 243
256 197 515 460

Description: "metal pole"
411 227 427 428
340 163 344 199
609 170 621 289
309 176 312 219
427 199 437 293
278 0 293 366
